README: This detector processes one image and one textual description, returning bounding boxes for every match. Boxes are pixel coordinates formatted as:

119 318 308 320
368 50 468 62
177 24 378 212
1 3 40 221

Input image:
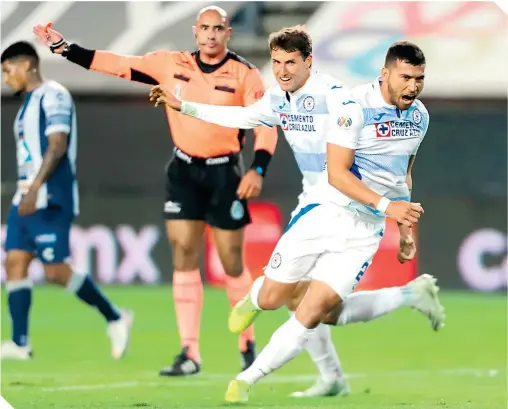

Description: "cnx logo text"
1 224 161 284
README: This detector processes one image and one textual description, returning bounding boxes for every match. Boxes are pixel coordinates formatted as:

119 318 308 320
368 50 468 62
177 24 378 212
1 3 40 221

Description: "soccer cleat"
228 294 261 334
290 376 351 398
0 340 33 360
159 347 201 376
224 379 251 403
107 309 134 359
240 340 256 371
408 274 446 331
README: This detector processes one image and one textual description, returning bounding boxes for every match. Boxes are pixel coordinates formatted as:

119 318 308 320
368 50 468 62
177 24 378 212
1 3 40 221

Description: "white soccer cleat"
408 274 446 331
290 376 351 398
0 340 33 360
107 309 134 359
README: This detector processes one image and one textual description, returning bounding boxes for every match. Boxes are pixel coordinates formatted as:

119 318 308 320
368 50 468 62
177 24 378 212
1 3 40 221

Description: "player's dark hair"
268 25 312 60
1 41 39 66
384 41 425 67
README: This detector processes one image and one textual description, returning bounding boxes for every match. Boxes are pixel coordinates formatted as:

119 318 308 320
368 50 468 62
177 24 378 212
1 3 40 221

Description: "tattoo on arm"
32 133 68 189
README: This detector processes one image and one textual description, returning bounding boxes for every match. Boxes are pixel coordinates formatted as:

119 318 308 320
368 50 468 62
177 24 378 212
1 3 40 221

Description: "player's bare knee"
286 281 310 311
258 281 294 310
43 263 72 286
322 303 343 325
212 227 244 277
220 245 243 278
171 240 200 271
5 252 31 281
295 281 342 327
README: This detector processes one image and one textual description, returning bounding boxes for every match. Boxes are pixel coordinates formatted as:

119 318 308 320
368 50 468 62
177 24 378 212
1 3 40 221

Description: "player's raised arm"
242 68 278 177
33 24 169 85
150 83 277 130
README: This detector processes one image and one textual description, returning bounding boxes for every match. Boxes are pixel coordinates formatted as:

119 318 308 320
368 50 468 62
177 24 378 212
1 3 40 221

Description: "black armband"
63 43 95 70
250 149 273 177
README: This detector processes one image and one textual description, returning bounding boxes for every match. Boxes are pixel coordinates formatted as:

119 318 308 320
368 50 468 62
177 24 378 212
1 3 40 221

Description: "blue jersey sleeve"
42 86 73 136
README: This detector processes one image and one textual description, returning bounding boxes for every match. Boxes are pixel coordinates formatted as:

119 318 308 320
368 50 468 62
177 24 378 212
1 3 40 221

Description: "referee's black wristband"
64 43 95 70
250 149 272 177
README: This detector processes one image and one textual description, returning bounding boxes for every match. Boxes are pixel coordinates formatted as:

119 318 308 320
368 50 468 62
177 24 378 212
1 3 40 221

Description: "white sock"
237 315 314 384
249 276 265 310
289 311 343 382
337 286 412 325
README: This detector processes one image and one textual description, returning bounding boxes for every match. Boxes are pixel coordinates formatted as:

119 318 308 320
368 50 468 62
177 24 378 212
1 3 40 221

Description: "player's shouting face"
382 58 425 111
271 48 312 92
193 8 232 59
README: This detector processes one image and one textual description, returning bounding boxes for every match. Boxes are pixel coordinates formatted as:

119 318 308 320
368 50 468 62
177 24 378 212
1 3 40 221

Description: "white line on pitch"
37 368 502 392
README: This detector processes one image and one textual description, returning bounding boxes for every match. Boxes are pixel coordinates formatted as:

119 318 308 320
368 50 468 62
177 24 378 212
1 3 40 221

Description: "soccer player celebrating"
151 27 446 401
33 6 278 375
1 41 132 360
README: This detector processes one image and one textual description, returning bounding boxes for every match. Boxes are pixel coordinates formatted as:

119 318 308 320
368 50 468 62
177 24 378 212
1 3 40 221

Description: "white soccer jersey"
181 70 358 206
13 80 79 215
321 77 430 217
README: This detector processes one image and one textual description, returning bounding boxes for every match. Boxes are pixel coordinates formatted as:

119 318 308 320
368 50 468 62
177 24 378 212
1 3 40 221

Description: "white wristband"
376 197 391 213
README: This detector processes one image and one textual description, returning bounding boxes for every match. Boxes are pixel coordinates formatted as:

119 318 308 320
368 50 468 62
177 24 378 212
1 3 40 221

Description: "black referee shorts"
163 148 251 230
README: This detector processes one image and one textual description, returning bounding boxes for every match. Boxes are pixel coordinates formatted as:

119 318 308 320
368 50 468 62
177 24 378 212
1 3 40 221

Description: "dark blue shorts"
4 205 74 264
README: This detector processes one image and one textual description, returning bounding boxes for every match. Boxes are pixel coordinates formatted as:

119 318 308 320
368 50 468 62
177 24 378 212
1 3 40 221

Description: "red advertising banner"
355 220 418 291
204 202 283 287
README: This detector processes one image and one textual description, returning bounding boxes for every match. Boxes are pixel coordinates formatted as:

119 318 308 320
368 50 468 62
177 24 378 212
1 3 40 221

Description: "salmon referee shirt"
63 44 278 174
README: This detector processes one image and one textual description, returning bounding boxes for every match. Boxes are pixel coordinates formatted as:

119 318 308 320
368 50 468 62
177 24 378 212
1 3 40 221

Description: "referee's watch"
50 38 72 56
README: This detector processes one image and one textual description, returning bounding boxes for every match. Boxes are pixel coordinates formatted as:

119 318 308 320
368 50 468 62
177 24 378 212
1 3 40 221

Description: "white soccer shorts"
264 202 385 298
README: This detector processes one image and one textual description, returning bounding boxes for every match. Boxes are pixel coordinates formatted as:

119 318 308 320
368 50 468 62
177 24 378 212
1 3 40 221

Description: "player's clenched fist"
149 85 182 111
385 201 424 227
32 23 66 54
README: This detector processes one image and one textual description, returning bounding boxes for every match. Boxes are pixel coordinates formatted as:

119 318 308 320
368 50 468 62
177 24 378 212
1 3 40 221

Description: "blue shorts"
4 205 74 264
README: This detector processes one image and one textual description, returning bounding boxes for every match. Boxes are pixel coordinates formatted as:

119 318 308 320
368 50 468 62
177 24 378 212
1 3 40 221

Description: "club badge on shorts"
230 200 244 220
270 253 282 269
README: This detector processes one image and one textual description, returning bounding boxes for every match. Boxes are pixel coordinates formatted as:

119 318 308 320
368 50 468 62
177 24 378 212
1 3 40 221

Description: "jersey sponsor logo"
35 234 57 244
342 100 356 105
279 114 316 132
206 156 230 165
375 122 391 137
303 95 315 112
337 116 353 128
280 114 289 131
376 121 421 138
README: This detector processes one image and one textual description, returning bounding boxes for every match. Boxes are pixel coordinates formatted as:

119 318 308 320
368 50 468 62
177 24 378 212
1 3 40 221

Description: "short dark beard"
387 81 398 106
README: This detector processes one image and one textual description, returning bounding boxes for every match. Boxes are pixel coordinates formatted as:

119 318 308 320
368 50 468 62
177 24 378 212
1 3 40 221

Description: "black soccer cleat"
240 340 256 371
159 346 201 377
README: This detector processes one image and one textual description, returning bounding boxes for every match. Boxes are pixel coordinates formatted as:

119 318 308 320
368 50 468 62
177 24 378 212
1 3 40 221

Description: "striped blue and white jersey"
13 80 79 215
